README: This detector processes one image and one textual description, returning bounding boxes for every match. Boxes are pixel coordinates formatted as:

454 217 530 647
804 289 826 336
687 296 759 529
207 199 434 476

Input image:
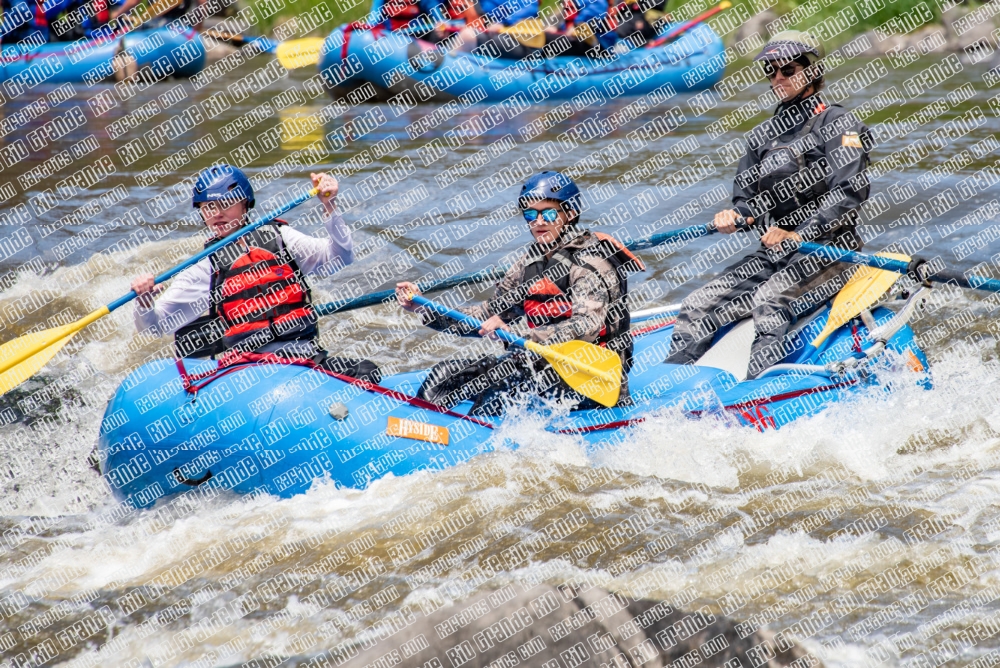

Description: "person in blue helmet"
395 171 643 416
129 165 381 383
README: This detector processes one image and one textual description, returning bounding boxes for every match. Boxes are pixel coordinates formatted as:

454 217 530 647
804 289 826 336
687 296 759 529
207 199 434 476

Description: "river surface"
1 48 999 667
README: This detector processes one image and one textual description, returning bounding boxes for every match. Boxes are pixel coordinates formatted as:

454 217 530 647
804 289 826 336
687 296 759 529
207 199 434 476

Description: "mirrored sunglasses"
522 208 560 225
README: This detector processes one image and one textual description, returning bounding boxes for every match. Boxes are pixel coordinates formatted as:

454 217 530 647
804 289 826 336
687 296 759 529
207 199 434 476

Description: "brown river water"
1 45 999 667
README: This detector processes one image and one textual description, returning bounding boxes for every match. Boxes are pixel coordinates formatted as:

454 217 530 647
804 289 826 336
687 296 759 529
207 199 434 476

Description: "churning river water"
1 47 1000 667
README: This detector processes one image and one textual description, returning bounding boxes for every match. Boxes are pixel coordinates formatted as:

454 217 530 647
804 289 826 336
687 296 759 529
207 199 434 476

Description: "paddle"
315 221 723 315
203 29 278 53
798 242 1000 294
202 29 325 70
0 187 321 396
806 251 910 351
792 240 1000 362
646 0 731 49
409 295 622 407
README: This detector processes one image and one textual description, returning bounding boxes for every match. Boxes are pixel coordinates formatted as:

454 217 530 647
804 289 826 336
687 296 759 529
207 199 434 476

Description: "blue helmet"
192 164 254 209
518 171 582 216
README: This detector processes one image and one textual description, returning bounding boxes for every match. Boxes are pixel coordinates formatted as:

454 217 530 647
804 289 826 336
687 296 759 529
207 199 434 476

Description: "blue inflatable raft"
317 21 725 102
0 25 205 85
97 295 930 509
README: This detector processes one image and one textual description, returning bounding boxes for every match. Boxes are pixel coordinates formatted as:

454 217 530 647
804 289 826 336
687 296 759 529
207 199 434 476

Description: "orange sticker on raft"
906 350 925 373
386 417 449 445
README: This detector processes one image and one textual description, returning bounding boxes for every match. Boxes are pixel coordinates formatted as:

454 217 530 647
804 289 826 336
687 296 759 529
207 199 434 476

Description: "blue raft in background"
317 22 725 102
0 26 205 85
97 302 929 510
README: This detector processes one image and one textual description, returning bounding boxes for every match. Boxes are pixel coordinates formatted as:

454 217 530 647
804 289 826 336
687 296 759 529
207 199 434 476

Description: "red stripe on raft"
184 353 495 430
723 380 858 412
556 379 859 434
556 417 648 434
631 319 675 338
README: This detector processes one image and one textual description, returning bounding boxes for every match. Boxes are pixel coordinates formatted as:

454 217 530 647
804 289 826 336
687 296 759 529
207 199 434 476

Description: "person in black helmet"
130 165 381 383
395 171 642 415
665 30 872 379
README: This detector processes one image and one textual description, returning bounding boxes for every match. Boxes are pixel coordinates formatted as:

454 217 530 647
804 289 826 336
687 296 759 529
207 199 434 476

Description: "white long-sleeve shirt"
134 210 353 338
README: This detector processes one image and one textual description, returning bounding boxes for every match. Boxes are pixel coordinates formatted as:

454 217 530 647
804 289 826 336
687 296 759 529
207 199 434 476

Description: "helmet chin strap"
776 81 817 112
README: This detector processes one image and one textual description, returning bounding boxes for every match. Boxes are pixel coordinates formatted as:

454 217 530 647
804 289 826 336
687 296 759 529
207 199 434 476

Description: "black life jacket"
756 101 865 229
518 231 644 372
174 220 317 358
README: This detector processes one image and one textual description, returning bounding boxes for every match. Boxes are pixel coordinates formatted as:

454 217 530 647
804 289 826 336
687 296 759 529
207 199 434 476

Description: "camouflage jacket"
419 229 624 347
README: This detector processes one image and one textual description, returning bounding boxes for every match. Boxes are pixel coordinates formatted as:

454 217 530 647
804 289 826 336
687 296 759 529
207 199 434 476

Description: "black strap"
792 107 830 172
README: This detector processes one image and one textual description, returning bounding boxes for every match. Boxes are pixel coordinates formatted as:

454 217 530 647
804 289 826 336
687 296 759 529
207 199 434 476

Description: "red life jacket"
563 0 580 27
519 231 644 371
446 0 476 21
207 220 318 353
92 0 109 25
383 0 422 30
33 0 47 29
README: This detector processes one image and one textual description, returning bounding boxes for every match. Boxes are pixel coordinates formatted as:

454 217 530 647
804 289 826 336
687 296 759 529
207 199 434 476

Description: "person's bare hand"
311 173 339 214
713 209 753 234
395 282 421 311
131 273 160 308
761 226 801 249
478 314 510 339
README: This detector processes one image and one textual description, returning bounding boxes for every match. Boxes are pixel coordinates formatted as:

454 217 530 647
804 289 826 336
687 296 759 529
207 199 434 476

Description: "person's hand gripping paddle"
0 186 324 396
409 294 622 408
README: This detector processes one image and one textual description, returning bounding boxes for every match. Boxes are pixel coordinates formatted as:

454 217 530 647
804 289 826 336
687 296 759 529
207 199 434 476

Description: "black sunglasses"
762 62 801 79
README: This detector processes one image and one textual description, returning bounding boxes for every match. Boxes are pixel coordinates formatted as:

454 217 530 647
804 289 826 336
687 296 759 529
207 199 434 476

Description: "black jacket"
733 93 871 242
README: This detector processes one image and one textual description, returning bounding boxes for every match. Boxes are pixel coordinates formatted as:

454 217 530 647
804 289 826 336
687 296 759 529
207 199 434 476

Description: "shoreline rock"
326 584 820 668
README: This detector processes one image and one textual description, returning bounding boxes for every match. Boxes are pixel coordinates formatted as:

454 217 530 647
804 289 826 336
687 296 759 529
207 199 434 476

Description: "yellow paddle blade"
811 252 910 347
275 38 325 69
526 339 622 408
0 332 76 395
499 18 546 49
0 306 109 395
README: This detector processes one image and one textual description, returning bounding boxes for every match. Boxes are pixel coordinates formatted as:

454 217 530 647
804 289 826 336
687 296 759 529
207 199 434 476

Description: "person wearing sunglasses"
396 171 643 415
665 30 873 379
129 164 381 383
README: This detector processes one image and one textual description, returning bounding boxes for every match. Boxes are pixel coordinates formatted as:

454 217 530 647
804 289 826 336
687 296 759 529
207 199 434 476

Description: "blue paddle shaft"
410 295 528 350
249 36 278 52
105 188 317 312
799 242 1000 294
799 243 908 272
318 222 722 315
